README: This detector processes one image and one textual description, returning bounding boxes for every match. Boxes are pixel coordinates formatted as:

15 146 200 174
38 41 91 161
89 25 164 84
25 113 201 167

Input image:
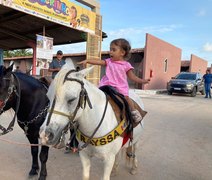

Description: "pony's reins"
0 136 69 149
0 136 42 147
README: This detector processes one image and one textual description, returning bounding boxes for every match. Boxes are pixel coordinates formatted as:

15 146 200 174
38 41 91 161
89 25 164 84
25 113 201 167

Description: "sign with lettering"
76 119 128 146
1 0 96 34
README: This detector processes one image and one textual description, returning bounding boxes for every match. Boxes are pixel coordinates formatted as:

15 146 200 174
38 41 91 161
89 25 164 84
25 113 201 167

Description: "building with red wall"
181 55 208 75
189 54 207 74
143 34 182 90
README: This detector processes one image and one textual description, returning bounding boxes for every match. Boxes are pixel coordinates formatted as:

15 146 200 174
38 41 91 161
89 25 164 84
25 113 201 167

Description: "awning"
0 5 107 50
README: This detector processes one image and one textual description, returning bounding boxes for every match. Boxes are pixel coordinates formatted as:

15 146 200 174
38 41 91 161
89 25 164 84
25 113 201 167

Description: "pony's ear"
5 63 14 76
77 66 94 78
8 63 14 72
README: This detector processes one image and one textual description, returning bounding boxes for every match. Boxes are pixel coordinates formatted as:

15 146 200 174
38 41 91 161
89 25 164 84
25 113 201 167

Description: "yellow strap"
48 109 72 119
76 118 128 146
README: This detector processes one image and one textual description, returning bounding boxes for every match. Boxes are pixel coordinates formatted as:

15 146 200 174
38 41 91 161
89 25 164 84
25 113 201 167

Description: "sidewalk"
132 89 167 95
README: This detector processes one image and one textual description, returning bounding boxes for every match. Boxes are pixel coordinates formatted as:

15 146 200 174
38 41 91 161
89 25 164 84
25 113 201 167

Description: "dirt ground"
0 93 212 180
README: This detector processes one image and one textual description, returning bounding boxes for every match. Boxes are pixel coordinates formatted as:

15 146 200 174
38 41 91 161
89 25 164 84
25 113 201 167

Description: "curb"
132 89 167 95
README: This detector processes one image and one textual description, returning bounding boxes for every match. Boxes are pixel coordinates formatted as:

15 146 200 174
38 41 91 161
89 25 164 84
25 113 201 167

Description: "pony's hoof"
130 168 137 175
38 176 47 180
111 169 118 177
110 171 118 177
64 146 71 154
29 169 38 176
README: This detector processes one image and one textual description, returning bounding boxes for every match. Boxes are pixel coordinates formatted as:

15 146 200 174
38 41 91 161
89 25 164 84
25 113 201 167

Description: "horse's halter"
46 69 110 150
46 69 92 126
0 72 21 135
0 74 17 114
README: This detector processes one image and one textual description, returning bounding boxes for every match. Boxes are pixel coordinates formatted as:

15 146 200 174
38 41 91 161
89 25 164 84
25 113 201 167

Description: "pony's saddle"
99 86 147 132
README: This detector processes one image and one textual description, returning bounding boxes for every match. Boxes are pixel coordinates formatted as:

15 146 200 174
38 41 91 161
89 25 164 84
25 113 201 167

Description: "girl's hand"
77 60 88 68
143 79 150 84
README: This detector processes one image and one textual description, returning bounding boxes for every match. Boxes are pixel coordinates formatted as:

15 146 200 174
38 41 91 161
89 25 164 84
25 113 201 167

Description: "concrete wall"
143 33 182 90
189 54 208 75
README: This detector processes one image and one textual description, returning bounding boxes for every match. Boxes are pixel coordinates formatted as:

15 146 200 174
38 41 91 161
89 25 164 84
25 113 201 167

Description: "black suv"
167 72 205 97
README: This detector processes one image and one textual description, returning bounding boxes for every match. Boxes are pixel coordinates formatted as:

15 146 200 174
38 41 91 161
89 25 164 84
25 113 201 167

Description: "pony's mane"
47 61 75 101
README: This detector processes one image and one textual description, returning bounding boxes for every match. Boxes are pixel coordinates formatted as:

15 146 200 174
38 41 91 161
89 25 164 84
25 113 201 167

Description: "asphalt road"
0 93 212 180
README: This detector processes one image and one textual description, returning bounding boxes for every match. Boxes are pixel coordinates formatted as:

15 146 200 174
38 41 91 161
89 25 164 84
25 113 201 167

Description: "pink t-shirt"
99 58 133 96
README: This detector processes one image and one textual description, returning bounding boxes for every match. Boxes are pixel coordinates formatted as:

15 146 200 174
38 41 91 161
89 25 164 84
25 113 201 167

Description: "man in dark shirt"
203 70 212 98
48 50 66 79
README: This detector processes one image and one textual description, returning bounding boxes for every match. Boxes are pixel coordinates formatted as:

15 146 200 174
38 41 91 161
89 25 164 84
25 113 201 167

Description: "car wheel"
191 87 197 97
167 91 172 95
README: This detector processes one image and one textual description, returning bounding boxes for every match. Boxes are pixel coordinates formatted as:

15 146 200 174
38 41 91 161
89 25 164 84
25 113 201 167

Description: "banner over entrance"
1 0 96 34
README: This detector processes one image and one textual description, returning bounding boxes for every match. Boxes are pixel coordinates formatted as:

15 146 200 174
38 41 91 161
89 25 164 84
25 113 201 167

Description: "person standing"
203 69 212 98
48 50 66 79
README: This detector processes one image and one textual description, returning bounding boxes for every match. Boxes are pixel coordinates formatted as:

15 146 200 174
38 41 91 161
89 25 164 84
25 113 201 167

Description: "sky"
54 0 212 65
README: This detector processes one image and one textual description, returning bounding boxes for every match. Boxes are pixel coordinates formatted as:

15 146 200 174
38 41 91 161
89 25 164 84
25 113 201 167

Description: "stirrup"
131 110 143 123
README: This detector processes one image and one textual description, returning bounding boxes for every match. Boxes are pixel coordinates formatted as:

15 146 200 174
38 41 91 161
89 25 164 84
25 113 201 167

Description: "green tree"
3 49 32 58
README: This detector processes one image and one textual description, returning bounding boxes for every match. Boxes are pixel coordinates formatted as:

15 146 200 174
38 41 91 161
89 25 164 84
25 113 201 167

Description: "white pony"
40 64 145 180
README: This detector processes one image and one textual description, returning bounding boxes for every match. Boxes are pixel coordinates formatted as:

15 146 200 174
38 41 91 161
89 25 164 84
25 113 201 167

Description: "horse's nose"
45 128 54 142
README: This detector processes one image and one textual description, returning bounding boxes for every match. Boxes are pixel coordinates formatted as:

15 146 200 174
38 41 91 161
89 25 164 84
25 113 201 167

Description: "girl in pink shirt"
78 38 150 123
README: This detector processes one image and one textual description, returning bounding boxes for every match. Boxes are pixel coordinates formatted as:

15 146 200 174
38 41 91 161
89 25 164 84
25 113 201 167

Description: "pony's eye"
67 98 75 104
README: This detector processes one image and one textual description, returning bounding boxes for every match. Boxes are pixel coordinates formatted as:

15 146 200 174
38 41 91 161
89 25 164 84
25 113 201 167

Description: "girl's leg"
125 96 136 110
125 96 143 123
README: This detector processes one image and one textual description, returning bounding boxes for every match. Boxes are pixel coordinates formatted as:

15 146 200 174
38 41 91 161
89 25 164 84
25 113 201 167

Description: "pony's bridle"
46 69 93 126
46 69 109 150
0 73 21 135
0 77 16 113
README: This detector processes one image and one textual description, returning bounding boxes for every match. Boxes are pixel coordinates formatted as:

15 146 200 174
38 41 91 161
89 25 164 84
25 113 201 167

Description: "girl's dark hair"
110 38 131 60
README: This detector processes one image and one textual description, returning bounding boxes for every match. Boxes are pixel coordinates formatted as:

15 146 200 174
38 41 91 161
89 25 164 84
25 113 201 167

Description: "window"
164 58 168 72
